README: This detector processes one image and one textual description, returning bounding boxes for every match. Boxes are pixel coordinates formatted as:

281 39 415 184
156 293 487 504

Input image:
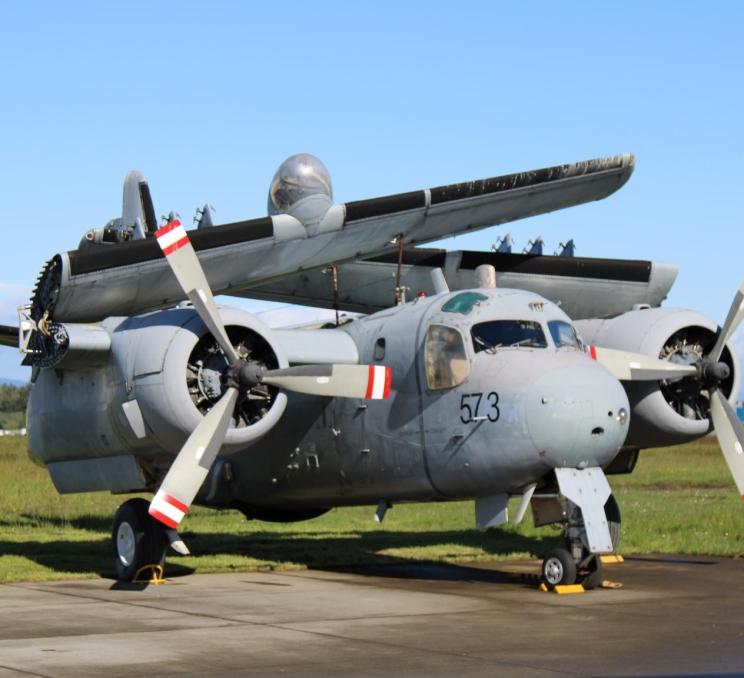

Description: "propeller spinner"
149 220 391 529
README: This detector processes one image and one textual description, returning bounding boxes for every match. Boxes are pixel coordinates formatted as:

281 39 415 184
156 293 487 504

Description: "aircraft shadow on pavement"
185 528 560 586
0 516 561 589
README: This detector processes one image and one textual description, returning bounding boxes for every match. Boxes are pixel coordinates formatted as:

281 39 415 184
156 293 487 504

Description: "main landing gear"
540 494 621 590
112 498 167 581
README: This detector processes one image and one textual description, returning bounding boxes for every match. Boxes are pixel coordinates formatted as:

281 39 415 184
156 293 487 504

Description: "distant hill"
0 377 28 387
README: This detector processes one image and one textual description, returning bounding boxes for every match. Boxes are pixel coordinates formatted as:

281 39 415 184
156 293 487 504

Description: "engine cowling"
27 306 289 465
119 306 289 454
575 308 739 448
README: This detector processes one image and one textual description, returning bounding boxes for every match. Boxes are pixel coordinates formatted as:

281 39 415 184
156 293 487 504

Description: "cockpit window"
425 324 470 390
471 320 547 352
548 320 581 349
441 292 488 315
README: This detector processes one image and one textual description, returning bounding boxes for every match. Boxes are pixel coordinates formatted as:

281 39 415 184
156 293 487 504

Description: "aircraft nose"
525 363 630 469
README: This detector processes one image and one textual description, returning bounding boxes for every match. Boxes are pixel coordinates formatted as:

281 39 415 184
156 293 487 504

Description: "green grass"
0 436 742 583
0 411 24 429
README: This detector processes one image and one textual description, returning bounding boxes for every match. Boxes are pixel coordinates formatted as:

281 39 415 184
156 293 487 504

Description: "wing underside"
233 248 678 320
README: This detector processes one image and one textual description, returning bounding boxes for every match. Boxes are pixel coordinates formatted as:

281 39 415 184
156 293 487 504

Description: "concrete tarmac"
0 555 743 677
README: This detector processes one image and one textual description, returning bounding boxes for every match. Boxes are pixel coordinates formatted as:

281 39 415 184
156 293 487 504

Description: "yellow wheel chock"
133 564 166 584
538 583 584 594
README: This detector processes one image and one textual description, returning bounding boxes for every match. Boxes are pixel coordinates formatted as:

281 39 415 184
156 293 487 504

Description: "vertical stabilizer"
122 171 157 238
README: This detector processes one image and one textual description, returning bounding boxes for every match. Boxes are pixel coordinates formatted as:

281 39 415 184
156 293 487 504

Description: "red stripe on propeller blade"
365 365 375 399
149 508 178 530
383 367 392 399
154 219 182 238
162 493 189 513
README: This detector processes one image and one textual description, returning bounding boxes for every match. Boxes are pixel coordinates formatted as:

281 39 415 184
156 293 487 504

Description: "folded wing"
32 154 634 323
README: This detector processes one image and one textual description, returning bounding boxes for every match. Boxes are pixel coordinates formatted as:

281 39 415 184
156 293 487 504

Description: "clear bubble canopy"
267 153 333 215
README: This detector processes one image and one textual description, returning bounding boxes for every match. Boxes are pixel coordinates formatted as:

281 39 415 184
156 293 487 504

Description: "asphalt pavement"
0 555 743 677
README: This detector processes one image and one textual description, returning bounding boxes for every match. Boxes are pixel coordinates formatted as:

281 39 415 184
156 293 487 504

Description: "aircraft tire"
579 556 604 590
541 548 577 589
112 498 167 581
605 494 621 551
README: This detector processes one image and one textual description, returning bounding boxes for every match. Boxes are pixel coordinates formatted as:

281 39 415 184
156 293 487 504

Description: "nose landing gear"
540 494 621 590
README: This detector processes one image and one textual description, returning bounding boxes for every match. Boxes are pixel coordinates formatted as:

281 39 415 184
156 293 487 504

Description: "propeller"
707 281 744 497
586 344 698 382
709 281 744 364
710 392 744 497
589 280 744 498
149 219 391 529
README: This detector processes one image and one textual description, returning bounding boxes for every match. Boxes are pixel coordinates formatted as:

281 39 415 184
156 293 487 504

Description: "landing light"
616 408 628 425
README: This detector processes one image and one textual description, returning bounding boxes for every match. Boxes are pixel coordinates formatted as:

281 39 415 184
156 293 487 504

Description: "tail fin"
122 171 157 237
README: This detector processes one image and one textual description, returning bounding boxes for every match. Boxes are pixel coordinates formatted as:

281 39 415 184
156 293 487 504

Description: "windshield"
548 320 582 349
471 320 547 352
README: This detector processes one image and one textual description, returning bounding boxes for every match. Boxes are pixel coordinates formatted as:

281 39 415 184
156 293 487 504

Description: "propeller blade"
709 280 744 363
262 364 392 399
710 390 744 498
586 345 697 381
149 387 238 528
155 219 239 364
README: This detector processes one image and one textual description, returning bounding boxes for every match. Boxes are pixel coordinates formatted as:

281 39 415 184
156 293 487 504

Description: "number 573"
459 392 500 424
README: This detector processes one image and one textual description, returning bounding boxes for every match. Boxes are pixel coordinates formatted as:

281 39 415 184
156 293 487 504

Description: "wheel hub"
544 557 564 585
116 521 136 567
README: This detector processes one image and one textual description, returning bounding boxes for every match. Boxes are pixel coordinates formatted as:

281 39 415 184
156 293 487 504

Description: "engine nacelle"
575 308 739 448
119 307 289 454
28 306 289 465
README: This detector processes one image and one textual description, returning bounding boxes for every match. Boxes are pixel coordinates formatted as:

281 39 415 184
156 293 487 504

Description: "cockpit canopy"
422 290 584 390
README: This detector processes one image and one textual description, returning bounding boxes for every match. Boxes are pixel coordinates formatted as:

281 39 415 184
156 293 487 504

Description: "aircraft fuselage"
27 289 630 516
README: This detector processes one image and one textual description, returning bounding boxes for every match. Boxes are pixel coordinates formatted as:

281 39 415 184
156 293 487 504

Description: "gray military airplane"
3 153 743 589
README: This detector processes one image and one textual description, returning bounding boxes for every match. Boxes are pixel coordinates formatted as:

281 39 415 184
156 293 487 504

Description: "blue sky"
0 1 742 390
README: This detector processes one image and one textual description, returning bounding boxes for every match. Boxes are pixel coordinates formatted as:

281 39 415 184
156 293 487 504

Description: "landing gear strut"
540 494 621 590
112 498 167 581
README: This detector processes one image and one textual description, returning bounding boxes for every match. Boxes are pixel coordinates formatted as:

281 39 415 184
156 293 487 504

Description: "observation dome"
267 153 333 215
